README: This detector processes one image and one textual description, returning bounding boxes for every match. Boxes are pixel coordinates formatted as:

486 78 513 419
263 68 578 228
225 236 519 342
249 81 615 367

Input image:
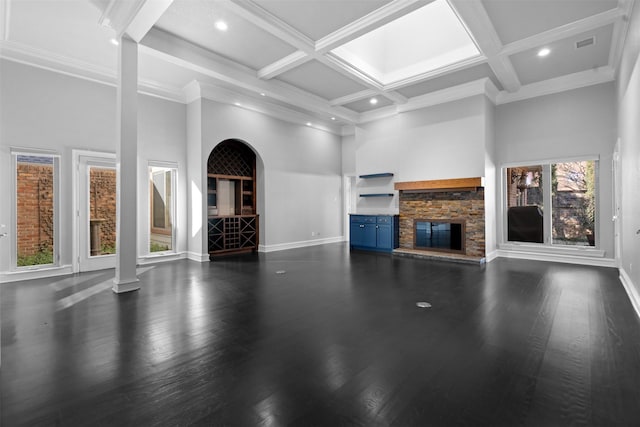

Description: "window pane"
16 155 55 266
551 161 596 246
149 166 174 252
506 165 544 243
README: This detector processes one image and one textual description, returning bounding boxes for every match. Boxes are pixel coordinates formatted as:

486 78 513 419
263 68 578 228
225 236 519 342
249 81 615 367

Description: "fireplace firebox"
414 219 465 254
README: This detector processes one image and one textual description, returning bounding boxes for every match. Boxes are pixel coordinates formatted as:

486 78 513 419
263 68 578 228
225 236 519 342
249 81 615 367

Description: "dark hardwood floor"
2 243 640 426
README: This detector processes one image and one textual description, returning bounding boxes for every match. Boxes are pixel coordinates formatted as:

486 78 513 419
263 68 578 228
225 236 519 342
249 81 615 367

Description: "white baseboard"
186 251 209 262
138 252 187 265
259 236 344 253
619 267 640 320
497 249 616 267
0 264 74 283
485 250 499 263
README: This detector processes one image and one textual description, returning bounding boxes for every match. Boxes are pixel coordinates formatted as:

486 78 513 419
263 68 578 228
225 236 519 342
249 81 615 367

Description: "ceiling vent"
575 37 595 49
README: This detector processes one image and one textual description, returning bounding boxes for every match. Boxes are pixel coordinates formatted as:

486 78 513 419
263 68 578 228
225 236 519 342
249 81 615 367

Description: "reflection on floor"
2 243 639 425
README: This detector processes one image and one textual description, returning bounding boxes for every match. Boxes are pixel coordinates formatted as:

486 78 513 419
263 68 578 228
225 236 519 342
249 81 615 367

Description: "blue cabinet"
349 215 399 252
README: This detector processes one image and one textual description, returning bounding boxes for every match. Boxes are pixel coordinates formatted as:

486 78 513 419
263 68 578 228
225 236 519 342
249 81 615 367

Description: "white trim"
258 50 310 80
0 40 186 104
501 8 623 56
1 264 73 283
609 0 637 70
496 66 615 105
497 249 615 267
186 251 209 262
485 250 498 263
619 267 640 320
259 236 344 253
501 154 600 169
138 251 187 265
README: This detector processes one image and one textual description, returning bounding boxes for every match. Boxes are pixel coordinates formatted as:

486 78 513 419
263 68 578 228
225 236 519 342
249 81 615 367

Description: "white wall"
200 99 343 251
495 82 617 259
484 97 497 259
0 60 188 275
351 95 487 215
617 0 640 311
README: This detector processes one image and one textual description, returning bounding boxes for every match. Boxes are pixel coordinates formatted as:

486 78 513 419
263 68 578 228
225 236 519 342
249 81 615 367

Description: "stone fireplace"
394 178 485 260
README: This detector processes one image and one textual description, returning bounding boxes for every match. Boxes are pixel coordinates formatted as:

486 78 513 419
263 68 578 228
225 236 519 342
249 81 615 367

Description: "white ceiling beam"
258 50 310 79
501 8 624 56
99 0 173 43
382 91 408 104
449 0 521 92
315 0 432 53
330 89 378 106
608 0 636 69
225 0 314 52
140 28 359 123
496 66 615 105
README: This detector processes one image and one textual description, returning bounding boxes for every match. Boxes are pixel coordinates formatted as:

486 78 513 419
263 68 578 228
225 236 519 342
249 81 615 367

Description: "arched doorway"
206 139 258 258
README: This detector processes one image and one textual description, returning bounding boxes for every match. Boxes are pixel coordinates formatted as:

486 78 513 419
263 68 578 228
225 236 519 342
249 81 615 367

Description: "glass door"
78 153 117 272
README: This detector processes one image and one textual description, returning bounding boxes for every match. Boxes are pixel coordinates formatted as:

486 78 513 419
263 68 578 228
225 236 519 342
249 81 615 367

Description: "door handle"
0 233 7 238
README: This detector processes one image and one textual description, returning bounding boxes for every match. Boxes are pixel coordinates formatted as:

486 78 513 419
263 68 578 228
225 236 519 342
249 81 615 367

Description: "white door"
75 152 117 272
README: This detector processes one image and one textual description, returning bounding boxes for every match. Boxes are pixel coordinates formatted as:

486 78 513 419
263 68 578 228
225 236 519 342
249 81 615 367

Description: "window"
505 159 598 247
149 165 176 253
15 153 59 267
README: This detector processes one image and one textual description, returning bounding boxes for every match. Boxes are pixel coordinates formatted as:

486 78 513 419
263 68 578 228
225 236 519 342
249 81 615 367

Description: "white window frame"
11 148 61 271
147 161 178 256
499 155 603 257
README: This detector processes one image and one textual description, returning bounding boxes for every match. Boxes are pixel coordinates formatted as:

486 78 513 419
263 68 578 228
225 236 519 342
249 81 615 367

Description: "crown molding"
0 40 185 103
196 81 342 135
608 0 636 70
495 65 615 105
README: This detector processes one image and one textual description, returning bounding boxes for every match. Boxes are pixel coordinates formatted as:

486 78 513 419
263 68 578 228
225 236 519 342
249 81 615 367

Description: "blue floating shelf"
360 193 394 197
359 173 394 179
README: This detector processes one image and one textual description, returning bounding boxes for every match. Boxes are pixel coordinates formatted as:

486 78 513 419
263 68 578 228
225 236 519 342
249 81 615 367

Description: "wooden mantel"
394 177 483 192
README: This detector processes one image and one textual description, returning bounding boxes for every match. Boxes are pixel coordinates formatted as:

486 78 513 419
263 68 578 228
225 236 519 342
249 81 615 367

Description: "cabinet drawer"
351 215 376 223
377 216 391 224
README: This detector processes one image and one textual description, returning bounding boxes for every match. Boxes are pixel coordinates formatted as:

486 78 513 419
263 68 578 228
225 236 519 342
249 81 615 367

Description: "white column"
113 34 140 293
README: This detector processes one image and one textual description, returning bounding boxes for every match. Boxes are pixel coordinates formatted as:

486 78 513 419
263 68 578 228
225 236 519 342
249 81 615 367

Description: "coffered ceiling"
0 0 635 134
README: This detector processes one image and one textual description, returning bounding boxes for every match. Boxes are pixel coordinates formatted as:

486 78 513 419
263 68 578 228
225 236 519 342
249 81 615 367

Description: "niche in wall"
206 139 258 257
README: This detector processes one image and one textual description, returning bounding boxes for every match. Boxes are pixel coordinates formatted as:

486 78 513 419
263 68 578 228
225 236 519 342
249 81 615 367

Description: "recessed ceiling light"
260 92 266 96
306 122 312 126
537 47 551 57
234 102 241 107
110 38 119 46
215 20 228 31
370 98 378 105
331 117 336 121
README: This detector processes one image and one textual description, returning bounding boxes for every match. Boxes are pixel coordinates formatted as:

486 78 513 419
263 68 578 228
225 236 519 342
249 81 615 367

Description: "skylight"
331 0 480 86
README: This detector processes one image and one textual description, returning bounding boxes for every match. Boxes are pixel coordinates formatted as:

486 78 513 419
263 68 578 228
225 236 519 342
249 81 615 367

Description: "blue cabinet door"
361 224 377 248
350 222 365 247
376 224 392 250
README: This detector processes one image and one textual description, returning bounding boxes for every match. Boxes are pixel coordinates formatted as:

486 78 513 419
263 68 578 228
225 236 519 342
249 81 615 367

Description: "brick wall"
17 163 54 257
16 165 117 258
399 189 486 258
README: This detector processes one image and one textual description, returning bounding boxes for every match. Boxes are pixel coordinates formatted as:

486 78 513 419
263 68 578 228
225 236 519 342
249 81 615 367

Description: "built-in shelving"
359 193 394 197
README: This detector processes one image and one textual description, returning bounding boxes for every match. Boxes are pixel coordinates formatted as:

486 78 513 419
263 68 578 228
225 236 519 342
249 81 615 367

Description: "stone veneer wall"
399 189 485 258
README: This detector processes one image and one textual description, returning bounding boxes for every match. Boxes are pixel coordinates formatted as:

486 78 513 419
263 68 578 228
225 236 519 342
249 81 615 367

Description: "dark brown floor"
2 243 640 426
